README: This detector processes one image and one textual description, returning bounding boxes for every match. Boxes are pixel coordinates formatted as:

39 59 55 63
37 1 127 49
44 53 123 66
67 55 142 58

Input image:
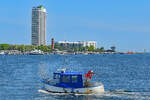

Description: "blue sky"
0 0 150 51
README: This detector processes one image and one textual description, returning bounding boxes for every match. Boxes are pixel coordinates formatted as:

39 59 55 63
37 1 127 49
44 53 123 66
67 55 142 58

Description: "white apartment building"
55 41 97 49
31 5 46 46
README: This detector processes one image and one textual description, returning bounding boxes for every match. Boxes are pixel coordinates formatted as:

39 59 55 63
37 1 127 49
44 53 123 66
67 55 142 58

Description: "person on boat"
84 70 94 87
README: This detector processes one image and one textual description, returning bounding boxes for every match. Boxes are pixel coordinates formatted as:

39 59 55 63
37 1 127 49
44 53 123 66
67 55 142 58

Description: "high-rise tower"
31 5 46 46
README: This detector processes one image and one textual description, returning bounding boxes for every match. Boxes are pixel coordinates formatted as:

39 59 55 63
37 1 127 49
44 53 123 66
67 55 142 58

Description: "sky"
0 0 150 52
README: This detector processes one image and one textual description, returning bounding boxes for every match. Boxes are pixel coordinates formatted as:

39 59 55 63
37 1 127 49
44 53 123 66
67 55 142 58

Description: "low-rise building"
55 41 97 49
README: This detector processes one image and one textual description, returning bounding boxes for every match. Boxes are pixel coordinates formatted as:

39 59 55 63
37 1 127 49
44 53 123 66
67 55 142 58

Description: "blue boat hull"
43 82 104 94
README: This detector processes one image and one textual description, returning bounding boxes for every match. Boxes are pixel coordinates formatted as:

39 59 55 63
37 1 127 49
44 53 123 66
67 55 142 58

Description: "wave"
38 89 150 100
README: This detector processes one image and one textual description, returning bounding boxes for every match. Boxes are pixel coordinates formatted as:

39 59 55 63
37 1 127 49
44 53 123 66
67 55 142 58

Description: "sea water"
0 54 150 100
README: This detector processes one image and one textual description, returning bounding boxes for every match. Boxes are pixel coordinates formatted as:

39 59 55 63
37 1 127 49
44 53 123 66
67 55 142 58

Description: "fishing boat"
41 69 104 94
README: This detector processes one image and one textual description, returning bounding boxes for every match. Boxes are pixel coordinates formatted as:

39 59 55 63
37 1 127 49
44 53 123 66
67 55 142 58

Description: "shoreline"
0 52 147 55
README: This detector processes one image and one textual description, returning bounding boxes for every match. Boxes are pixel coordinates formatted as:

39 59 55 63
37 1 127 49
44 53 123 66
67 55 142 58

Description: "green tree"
0 44 10 50
8 45 17 50
40 45 48 52
47 45 52 52
54 44 65 51
25 45 35 51
71 47 78 52
88 45 94 51
99 47 104 52
95 47 104 52
17 45 25 52
79 47 86 51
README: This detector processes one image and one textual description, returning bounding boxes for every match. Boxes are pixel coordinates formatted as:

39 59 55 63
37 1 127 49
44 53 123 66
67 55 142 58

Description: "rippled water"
0 54 150 100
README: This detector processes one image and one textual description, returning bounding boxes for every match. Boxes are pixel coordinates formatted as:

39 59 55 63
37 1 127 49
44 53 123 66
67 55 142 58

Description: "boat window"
54 74 60 79
62 75 70 83
72 76 78 83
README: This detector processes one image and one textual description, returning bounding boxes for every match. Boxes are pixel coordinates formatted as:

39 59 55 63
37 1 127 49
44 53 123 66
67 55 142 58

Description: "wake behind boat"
41 69 104 94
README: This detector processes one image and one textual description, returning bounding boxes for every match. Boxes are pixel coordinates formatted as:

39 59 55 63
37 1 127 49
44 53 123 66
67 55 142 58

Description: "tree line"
0 44 105 52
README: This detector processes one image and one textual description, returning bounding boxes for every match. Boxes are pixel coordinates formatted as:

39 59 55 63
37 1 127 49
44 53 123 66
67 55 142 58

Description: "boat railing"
41 78 57 86
84 82 103 88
